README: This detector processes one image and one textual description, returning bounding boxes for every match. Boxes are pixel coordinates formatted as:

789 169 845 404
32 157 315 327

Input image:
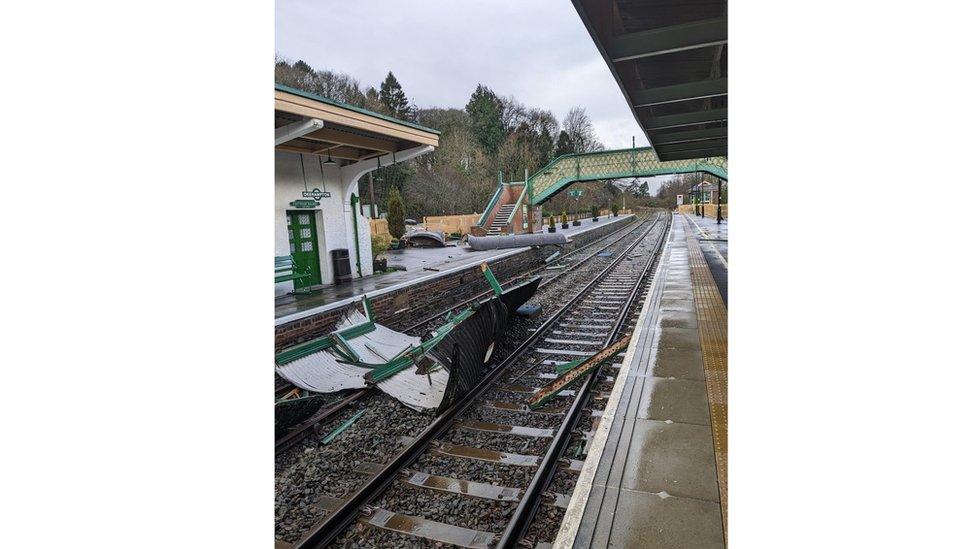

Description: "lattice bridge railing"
528 146 727 205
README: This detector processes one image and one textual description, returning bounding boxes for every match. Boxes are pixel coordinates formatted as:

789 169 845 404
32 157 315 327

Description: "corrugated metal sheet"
377 365 448 411
277 307 447 410
403 230 446 247
500 277 542 316
337 311 420 362
432 298 509 414
275 350 370 393
275 277 542 413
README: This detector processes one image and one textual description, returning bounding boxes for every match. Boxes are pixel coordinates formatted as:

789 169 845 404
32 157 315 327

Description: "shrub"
387 187 405 239
611 204 620 216
561 212 568 225
549 215 556 228
371 233 391 258
591 205 599 218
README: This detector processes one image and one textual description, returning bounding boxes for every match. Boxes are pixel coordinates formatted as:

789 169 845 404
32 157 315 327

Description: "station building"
274 84 440 295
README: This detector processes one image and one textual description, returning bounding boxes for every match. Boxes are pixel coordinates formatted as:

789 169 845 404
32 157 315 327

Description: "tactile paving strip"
685 218 728 537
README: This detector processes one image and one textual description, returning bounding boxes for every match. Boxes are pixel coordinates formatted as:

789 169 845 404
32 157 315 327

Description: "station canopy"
572 0 727 161
274 84 440 166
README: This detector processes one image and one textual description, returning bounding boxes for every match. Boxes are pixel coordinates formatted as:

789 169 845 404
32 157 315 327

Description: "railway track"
284 211 671 548
275 214 657 456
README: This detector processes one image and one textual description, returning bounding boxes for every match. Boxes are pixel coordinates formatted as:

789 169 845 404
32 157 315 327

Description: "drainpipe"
350 193 363 277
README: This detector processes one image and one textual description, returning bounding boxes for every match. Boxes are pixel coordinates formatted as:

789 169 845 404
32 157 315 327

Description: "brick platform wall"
274 215 637 351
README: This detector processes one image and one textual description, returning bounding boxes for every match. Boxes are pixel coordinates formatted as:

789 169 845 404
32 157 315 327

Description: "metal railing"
528 146 728 205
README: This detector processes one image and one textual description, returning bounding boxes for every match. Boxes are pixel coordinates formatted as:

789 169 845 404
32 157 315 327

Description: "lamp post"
698 173 705 218
716 179 723 224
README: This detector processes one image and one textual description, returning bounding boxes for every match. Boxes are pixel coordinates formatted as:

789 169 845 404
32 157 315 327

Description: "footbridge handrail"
477 183 504 227
527 146 727 206
505 183 528 227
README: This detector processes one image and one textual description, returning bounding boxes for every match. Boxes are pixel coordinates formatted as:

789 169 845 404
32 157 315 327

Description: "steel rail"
292 213 666 549
275 389 370 455
496 213 671 548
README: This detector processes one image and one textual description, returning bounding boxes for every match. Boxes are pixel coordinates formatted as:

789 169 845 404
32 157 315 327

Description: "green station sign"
289 199 320 209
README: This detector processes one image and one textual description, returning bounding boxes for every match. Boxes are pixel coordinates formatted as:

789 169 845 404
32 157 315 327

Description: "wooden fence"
368 213 483 238
678 204 728 219
422 213 483 235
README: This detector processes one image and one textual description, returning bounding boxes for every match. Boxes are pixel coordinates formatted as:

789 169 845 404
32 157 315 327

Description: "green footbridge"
477 146 726 232
527 146 726 205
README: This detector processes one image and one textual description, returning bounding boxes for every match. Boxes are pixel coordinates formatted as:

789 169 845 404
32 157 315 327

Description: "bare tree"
562 107 604 153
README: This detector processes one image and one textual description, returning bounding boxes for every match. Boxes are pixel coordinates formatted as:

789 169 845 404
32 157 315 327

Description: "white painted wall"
275 151 372 295
275 145 435 296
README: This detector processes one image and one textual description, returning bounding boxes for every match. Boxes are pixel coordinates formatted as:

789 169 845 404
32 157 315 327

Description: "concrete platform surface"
555 214 727 549
275 215 634 323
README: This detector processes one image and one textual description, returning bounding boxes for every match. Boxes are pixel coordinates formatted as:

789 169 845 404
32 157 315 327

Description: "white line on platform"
683 213 728 270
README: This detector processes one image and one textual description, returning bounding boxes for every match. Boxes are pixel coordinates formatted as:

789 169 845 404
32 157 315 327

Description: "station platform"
555 213 728 548
274 214 634 324
682 212 728 306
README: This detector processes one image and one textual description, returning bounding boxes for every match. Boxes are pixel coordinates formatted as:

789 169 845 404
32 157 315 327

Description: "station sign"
568 189 584 198
289 199 320 208
302 187 331 200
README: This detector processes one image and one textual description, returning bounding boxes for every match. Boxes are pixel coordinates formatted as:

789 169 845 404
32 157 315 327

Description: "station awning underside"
274 84 440 166
572 0 727 161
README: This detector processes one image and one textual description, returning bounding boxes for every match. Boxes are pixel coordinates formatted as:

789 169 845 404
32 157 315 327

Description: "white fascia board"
275 118 325 146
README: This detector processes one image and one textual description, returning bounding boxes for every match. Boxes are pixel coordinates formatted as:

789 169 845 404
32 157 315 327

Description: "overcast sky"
275 0 649 150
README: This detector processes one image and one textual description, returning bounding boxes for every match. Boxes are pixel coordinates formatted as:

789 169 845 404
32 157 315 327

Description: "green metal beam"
660 147 728 161
481 263 503 296
350 194 362 278
632 78 727 107
656 139 728 155
651 127 727 145
646 108 728 131
608 17 727 62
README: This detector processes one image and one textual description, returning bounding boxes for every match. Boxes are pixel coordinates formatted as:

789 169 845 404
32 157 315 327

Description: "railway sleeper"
398 470 573 510
483 400 565 415
455 419 555 438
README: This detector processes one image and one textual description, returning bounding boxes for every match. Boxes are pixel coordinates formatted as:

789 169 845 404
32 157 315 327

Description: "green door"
286 211 322 287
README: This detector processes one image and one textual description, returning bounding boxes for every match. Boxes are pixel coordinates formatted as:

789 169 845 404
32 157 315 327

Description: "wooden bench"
275 255 312 294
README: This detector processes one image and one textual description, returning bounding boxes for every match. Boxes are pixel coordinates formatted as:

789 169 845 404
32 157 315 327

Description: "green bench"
275 255 312 294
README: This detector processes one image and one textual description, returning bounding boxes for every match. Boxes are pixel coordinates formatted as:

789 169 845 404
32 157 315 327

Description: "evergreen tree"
465 84 505 156
379 71 414 120
554 130 574 157
387 186 406 239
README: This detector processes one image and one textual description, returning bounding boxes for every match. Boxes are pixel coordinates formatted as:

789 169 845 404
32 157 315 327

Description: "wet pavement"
554 215 726 549
682 212 727 306
275 215 634 323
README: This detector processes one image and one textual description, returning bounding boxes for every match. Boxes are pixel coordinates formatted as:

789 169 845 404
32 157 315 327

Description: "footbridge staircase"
475 146 727 234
